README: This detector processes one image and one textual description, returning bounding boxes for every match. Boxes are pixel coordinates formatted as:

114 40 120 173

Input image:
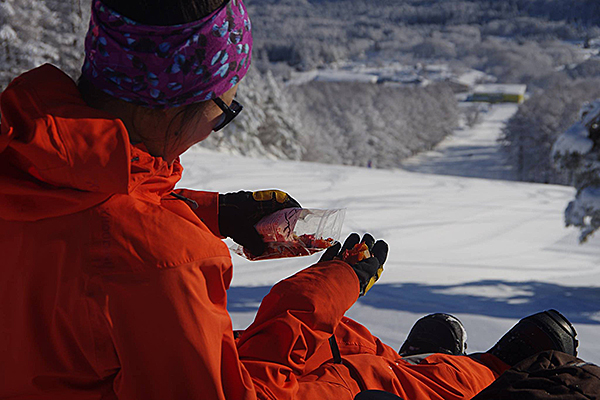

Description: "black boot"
399 313 467 357
487 309 578 367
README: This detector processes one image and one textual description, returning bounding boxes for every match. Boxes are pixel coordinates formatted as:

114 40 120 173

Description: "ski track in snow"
179 103 600 363
402 104 518 180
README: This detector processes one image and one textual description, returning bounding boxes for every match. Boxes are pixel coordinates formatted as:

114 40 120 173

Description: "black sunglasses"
212 97 243 131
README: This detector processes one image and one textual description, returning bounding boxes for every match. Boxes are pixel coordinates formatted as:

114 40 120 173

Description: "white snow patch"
455 69 493 87
552 122 594 157
432 284 535 300
473 84 527 95
584 312 600 323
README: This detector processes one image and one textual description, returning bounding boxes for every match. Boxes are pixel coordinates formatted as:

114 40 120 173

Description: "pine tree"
552 100 600 242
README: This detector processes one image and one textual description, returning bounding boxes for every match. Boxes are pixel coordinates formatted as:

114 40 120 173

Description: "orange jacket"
239 282 509 400
0 64 505 400
0 64 359 400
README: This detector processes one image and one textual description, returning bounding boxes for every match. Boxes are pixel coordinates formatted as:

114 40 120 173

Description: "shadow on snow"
401 145 515 181
227 280 600 325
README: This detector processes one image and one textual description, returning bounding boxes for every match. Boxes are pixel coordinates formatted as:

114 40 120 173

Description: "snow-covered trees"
199 69 306 160
552 100 600 242
0 0 89 89
200 73 460 168
500 79 600 184
1 0 598 172
288 81 459 168
248 0 598 73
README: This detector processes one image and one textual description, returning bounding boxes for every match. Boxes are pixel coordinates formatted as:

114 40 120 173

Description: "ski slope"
402 104 517 180
179 105 600 364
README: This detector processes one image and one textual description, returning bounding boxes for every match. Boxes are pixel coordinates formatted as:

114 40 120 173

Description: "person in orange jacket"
0 0 579 399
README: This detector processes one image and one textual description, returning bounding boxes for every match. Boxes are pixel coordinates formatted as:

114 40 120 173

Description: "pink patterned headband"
82 0 252 109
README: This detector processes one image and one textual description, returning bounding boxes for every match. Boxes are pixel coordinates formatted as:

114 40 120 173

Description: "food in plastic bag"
341 242 371 265
234 208 346 261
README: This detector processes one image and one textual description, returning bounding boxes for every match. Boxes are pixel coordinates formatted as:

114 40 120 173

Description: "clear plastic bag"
233 208 346 261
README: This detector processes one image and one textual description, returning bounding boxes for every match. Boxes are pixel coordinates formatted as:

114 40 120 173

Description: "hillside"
2 0 599 170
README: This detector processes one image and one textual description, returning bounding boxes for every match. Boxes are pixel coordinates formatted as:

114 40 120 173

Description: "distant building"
471 84 527 104
314 71 378 84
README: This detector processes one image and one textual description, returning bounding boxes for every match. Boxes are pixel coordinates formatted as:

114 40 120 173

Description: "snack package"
233 208 346 261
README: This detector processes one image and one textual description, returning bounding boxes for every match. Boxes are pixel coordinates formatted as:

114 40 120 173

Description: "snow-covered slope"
402 104 518 180
178 148 600 364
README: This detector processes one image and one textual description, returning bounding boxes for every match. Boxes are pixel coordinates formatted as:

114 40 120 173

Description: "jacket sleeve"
174 189 222 238
237 260 360 400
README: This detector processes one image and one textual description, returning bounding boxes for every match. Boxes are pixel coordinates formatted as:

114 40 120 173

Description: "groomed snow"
402 104 518 181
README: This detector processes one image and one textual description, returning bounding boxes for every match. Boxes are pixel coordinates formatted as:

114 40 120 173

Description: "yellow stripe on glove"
252 190 291 204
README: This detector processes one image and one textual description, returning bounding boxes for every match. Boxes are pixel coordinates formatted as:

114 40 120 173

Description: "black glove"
219 190 301 256
320 233 388 296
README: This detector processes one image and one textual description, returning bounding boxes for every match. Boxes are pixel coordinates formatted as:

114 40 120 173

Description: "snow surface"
473 84 527 95
552 122 594 157
178 103 600 364
402 104 518 181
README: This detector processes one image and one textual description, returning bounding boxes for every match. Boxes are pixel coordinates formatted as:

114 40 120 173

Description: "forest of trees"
200 73 460 166
249 0 598 79
0 0 88 89
288 82 459 168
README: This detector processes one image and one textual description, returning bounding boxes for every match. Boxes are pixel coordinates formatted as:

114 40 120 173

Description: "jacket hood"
0 64 180 221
